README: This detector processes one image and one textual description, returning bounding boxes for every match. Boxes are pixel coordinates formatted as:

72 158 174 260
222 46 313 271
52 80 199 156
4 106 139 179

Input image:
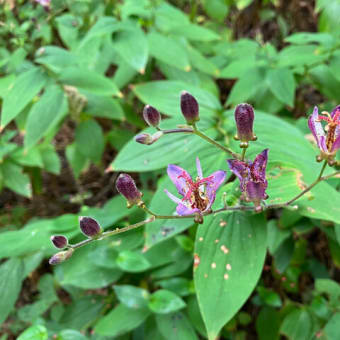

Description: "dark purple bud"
79 217 102 238
49 248 74 265
116 173 142 207
234 103 256 143
143 105 161 127
180 91 199 124
51 235 68 249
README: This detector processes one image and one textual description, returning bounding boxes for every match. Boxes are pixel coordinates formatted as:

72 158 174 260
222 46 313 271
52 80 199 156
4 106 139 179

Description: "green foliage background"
1 0 340 339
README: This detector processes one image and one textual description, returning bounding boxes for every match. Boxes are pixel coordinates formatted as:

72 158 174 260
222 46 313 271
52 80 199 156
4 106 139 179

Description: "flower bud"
49 248 74 265
143 105 161 127
116 173 142 207
51 235 68 249
234 103 256 143
180 91 199 124
135 133 153 145
79 217 102 238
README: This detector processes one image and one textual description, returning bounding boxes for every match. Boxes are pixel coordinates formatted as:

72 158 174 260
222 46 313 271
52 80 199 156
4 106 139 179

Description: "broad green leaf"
133 80 221 117
154 3 189 31
280 309 312 340
315 279 340 305
277 45 325 68
169 24 220 42
323 313 340 339
284 32 334 46
55 14 81 49
111 118 216 172
1 67 47 128
226 67 263 105
58 296 103 330
148 31 190 71
35 46 78 73
157 278 192 297
75 120 105 163
58 330 88 340
24 84 68 149
266 68 296 107
202 0 229 22
55 245 122 289
220 56 257 79
39 145 61 175
84 93 124 121
156 312 198 340
94 304 150 336
309 64 340 101
256 307 280 340
116 250 151 272
58 67 121 97
17 325 48 340
187 45 220 77
236 0 253 10
148 290 186 314
65 143 88 178
114 25 148 73
194 213 267 340
114 285 149 309
2 160 31 197
0 258 24 324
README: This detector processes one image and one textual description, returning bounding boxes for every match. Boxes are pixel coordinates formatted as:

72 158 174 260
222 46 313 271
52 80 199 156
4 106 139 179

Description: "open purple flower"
308 105 340 163
164 158 226 216
227 149 269 212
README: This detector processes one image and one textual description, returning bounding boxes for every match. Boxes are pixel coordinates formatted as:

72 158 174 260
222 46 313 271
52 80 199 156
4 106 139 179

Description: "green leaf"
202 0 229 22
58 67 121 97
114 285 149 309
257 287 282 307
116 250 151 273
17 325 48 340
315 279 340 305
194 213 267 340
39 145 61 175
256 307 280 340
24 84 68 149
280 309 312 340
226 67 263 106
2 160 31 197
220 56 257 79
0 258 24 324
35 46 78 73
148 290 186 314
114 25 148 73
169 24 220 42
55 245 122 289
156 312 198 340
84 93 124 120
94 304 150 336
266 68 296 107
75 120 105 162
148 32 190 71
187 45 220 76
323 313 340 339
284 32 334 46
58 330 88 340
1 67 47 128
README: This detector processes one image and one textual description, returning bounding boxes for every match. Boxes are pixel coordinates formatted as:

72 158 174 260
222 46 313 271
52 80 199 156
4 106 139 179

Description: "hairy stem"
192 125 238 158
70 216 155 250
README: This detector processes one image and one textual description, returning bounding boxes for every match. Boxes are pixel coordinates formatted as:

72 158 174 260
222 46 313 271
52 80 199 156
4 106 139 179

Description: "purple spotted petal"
176 204 200 216
308 106 325 149
331 105 340 139
252 149 269 180
167 164 190 196
206 170 226 206
196 157 203 179
331 134 340 153
331 105 340 118
164 189 182 204
227 159 249 182
246 181 267 201
319 136 328 153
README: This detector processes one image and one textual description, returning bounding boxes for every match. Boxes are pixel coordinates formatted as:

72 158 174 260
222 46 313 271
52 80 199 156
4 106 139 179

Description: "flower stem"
192 124 238 158
241 148 247 161
162 128 194 134
70 216 155 250
140 204 195 219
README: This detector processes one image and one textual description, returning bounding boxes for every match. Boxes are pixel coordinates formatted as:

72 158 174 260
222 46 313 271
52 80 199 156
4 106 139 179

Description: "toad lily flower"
308 106 340 164
227 149 269 212
164 158 226 216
